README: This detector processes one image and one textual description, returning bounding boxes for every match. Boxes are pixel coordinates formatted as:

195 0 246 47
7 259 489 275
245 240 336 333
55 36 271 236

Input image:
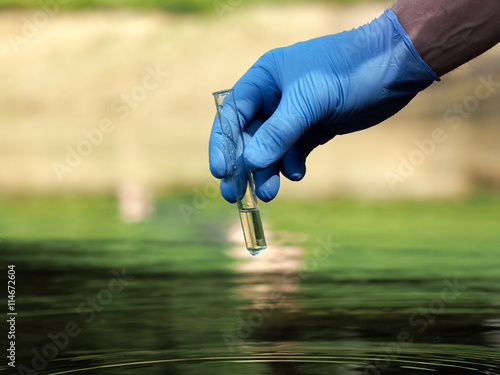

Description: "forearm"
392 0 500 76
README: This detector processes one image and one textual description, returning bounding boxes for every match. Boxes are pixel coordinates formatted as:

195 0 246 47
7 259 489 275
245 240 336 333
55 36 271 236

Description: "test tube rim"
212 88 233 98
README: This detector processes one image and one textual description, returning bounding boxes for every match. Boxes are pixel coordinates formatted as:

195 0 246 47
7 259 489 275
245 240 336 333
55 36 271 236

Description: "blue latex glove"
209 9 439 203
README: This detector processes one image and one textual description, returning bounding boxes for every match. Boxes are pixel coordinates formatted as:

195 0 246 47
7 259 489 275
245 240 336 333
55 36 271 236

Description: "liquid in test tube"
213 89 267 256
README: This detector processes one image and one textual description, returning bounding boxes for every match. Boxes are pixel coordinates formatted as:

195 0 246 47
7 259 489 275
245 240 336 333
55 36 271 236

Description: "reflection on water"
227 223 306 312
1 227 499 374
117 183 153 223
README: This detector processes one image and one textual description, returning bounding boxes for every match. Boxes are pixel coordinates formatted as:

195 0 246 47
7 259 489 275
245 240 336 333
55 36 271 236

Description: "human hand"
209 9 439 203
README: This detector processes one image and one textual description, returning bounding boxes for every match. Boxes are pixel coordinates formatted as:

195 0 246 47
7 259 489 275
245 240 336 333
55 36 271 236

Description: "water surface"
1 194 499 374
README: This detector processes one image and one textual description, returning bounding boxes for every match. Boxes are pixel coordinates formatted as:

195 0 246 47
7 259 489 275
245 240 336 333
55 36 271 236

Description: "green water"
0 192 499 374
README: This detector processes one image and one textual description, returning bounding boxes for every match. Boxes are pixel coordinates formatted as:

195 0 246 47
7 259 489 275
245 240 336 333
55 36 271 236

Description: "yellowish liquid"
239 208 266 256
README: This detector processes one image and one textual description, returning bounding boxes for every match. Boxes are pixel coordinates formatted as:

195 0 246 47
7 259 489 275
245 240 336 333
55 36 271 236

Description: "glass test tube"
213 89 267 256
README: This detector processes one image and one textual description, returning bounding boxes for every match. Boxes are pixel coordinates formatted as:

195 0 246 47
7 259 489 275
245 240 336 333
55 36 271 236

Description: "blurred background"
1 1 499 374
1 0 499 198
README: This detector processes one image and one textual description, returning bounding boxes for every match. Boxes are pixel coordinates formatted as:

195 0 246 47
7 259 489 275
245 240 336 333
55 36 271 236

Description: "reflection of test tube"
213 89 267 256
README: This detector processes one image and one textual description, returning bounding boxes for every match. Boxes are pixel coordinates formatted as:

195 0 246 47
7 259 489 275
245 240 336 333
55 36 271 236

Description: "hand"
209 9 439 203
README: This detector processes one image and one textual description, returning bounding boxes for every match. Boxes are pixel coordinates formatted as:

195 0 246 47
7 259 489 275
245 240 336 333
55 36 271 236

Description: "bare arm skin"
392 0 500 76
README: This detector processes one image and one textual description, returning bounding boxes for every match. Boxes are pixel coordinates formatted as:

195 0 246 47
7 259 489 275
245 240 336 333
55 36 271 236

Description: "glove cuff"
384 9 440 82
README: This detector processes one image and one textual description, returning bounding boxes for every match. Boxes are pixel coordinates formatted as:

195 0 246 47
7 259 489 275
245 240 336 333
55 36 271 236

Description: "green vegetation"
0 0 377 13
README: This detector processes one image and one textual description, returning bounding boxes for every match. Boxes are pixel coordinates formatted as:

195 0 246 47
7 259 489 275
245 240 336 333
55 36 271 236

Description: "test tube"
213 89 267 256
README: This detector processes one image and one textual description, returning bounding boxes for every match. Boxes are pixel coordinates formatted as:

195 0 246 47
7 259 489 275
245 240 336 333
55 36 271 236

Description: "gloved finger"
244 96 309 171
241 115 282 201
220 171 248 203
281 124 336 181
210 113 268 183
282 145 307 182
209 89 244 179
209 115 228 179
238 130 280 202
220 176 237 204
232 54 281 126
244 113 267 137
254 161 281 202
220 163 280 203
213 116 269 203
210 61 279 179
